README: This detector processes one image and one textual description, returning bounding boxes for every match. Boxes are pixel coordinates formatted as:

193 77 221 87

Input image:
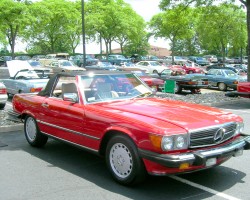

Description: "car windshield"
29 61 42 67
223 70 237 77
150 62 161 66
60 61 74 67
196 57 206 61
15 70 40 79
80 73 152 103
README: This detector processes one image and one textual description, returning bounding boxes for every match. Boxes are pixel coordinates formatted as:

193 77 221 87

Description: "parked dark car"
84 61 117 71
0 56 12 66
194 57 210 66
206 63 238 73
70 55 98 67
107 54 130 65
150 69 209 93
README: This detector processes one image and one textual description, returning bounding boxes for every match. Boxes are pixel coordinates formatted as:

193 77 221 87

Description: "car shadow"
4 133 246 200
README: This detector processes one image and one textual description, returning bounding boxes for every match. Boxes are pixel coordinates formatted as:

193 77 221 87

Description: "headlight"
161 135 188 151
161 136 174 151
175 136 186 149
235 122 244 135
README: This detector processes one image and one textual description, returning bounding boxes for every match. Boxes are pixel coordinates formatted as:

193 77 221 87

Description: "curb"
0 123 23 133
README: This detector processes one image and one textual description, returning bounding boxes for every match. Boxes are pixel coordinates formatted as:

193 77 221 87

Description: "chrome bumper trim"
139 135 250 168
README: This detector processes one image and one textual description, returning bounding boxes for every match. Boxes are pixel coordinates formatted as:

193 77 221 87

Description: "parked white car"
0 82 8 109
135 61 169 74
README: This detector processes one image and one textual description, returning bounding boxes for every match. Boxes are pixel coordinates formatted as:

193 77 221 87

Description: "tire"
105 134 147 186
188 71 193 74
0 103 5 110
24 115 48 147
175 84 182 93
152 70 158 74
218 82 227 91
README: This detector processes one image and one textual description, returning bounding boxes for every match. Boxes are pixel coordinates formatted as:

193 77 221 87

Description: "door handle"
41 103 49 108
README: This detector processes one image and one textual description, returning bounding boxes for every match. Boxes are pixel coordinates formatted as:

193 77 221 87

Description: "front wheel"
105 134 146 186
175 84 182 93
0 103 5 110
218 82 227 91
24 116 48 147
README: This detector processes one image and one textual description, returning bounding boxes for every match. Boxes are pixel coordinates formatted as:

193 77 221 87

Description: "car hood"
7 60 33 77
94 98 239 131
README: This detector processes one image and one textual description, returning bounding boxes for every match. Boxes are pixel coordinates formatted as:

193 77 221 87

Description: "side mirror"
63 93 78 103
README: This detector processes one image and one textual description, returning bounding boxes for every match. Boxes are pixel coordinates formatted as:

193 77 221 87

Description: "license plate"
206 158 216 167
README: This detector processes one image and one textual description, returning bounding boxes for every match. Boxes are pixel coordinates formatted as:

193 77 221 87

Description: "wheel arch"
99 128 137 156
20 111 36 123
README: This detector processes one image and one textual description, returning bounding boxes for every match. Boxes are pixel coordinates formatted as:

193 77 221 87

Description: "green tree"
86 0 147 57
149 5 195 63
112 5 147 54
159 0 250 81
196 4 246 60
26 0 80 54
0 0 31 58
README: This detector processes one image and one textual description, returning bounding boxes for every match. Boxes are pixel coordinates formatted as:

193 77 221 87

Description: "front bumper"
139 135 250 168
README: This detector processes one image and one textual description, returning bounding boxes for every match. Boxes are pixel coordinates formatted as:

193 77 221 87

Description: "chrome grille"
189 122 237 148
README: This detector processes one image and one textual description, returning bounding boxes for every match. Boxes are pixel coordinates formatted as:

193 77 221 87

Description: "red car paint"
11 71 250 185
237 82 250 98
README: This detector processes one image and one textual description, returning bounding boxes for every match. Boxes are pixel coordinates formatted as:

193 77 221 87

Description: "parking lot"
0 99 250 200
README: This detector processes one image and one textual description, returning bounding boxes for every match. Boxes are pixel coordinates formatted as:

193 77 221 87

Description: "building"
110 45 172 57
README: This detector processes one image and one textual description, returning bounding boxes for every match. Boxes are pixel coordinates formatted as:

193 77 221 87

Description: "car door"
206 69 219 87
38 76 87 145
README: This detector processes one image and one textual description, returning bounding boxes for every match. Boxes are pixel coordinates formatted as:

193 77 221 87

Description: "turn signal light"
30 87 43 93
179 163 190 169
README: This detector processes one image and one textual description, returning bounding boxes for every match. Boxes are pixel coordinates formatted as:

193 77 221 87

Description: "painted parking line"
169 175 241 200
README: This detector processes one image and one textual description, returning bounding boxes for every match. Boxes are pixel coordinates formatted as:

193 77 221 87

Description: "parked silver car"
3 60 49 96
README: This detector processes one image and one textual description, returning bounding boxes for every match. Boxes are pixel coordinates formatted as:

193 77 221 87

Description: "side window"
216 70 222 76
52 76 76 99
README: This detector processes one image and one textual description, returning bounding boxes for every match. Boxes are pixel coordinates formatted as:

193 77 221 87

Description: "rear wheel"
24 116 48 147
218 82 227 91
152 70 158 74
105 134 146 186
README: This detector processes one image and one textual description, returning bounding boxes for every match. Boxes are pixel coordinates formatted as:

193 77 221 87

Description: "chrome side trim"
37 120 100 140
41 131 99 153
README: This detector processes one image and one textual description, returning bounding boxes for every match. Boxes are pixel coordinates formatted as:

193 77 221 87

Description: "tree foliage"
159 0 250 81
0 0 32 58
149 5 195 62
85 0 147 57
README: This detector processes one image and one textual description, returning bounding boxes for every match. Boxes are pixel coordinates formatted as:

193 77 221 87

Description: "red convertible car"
12 71 250 185
226 82 250 98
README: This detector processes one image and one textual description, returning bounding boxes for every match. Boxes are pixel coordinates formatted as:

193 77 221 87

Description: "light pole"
81 0 86 67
